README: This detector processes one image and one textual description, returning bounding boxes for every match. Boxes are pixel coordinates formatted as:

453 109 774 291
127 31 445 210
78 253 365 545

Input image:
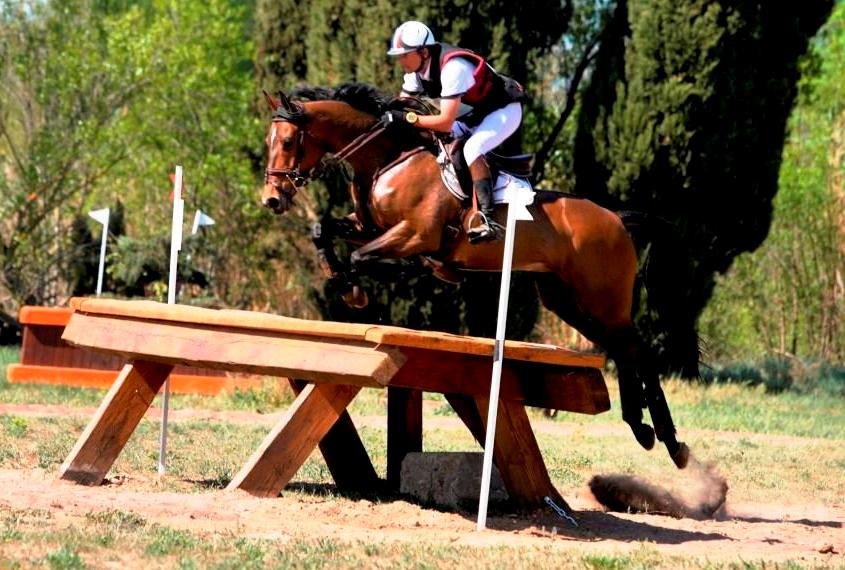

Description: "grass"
0 346 844 568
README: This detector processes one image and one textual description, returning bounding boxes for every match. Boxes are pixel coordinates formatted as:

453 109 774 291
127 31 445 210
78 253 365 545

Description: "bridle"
264 105 388 199
264 117 310 200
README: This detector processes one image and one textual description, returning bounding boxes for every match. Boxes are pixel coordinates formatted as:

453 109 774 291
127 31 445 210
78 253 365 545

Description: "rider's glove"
380 110 409 130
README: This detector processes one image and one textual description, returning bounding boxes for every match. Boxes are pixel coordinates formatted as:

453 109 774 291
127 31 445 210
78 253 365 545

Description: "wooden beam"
228 382 361 497
288 379 379 492
475 395 568 511
58 360 173 485
387 348 609 414
366 327 606 368
444 393 486 448
69 298 375 341
386 387 422 488
62 313 404 387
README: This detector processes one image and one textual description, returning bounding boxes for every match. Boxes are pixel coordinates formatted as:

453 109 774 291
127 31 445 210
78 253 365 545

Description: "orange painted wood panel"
62 313 405 387
6 364 262 395
58 360 173 485
18 306 72 327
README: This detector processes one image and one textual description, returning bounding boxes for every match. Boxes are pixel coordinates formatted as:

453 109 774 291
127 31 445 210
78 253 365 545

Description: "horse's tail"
618 210 700 378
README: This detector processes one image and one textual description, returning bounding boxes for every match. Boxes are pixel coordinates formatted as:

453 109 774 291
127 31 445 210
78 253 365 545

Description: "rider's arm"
416 97 460 132
414 57 474 132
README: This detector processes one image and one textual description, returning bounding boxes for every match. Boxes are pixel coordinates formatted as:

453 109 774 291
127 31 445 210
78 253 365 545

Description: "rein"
265 111 387 193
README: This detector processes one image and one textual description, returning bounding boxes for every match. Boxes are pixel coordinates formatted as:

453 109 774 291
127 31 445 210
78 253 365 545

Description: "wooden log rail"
6 305 262 395
58 298 610 510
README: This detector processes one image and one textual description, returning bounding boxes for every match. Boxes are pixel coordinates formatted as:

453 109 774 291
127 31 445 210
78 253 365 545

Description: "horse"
260 83 690 469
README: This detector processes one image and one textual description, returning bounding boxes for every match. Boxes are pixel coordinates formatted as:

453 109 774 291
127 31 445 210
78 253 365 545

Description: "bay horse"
260 83 690 469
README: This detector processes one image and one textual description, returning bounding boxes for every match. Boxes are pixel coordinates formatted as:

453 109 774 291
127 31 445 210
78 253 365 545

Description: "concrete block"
400 451 508 510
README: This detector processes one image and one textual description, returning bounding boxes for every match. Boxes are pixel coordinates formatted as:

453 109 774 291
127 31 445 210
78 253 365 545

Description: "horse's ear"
277 90 293 111
262 89 279 111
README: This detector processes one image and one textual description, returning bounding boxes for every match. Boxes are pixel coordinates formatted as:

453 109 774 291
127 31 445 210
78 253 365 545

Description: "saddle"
441 137 533 202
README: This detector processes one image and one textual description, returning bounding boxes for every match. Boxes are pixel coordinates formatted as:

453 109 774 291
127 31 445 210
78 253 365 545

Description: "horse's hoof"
670 441 690 469
342 285 369 309
633 424 655 450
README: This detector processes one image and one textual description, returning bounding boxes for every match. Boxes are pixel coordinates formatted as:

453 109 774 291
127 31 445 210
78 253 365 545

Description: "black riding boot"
466 157 503 243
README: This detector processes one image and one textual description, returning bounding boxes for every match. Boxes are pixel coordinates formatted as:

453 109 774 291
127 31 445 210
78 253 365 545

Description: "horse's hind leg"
535 274 656 452
640 366 689 468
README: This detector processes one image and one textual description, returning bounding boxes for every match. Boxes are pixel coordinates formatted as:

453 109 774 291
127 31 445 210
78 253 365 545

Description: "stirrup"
467 211 504 243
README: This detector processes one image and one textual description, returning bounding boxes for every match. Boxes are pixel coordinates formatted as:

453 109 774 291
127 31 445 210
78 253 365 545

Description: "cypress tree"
573 0 833 374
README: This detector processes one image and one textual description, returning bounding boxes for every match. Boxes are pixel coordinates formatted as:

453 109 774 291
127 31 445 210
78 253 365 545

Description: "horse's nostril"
265 196 281 210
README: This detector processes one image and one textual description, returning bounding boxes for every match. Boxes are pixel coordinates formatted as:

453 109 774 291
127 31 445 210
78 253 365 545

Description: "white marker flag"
191 209 216 235
87 208 110 296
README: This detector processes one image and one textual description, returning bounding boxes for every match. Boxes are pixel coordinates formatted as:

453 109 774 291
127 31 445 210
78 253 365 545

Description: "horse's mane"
291 82 429 117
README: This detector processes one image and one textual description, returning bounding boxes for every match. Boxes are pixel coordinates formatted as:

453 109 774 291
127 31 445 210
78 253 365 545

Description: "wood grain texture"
227 382 361 497
58 360 172 485
62 313 404 387
386 348 609 414
288 379 379 492
69 298 375 341
367 328 606 368
386 387 422 488
475 395 568 510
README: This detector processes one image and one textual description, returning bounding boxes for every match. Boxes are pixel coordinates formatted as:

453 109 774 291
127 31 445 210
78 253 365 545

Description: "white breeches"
452 102 522 165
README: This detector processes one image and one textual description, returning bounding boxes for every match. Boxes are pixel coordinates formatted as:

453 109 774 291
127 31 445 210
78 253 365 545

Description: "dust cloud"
588 452 728 519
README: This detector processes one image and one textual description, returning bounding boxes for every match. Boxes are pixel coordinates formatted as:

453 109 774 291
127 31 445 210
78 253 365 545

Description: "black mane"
291 83 392 117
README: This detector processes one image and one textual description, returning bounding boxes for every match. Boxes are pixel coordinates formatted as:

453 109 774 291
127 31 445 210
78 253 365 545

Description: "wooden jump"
58 297 610 509
7 305 262 395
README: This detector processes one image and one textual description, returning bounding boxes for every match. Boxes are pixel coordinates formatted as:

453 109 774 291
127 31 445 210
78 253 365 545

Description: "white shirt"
401 56 477 98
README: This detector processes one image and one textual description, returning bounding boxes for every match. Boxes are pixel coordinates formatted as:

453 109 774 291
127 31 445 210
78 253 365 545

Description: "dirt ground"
0 404 843 565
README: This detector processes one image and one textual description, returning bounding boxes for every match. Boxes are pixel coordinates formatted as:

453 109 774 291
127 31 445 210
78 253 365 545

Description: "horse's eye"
282 137 294 150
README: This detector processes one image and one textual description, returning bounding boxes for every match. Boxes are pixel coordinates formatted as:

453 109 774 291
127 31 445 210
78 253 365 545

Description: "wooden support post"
228 382 361 497
475 395 568 510
288 379 379 492
444 393 486 448
58 360 173 485
386 386 422 489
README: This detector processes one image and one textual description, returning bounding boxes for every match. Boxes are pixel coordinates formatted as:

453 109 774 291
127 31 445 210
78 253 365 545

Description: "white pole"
159 165 184 476
477 182 534 531
87 208 110 296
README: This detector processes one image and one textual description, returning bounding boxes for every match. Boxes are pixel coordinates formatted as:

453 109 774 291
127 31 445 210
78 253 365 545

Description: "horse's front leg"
312 216 378 308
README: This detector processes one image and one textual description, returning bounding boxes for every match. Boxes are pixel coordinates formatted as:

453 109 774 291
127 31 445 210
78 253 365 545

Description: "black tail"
618 211 700 378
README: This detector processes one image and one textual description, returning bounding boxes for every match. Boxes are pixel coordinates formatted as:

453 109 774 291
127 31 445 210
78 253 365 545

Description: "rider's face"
398 49 426 74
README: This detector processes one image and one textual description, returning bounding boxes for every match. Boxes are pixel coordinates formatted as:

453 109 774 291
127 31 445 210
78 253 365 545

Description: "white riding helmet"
387 21 436 56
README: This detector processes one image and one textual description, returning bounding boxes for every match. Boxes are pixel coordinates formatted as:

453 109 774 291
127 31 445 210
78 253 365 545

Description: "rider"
384 21 527 243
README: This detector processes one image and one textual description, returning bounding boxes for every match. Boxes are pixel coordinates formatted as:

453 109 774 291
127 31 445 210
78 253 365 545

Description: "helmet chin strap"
414 48 429 73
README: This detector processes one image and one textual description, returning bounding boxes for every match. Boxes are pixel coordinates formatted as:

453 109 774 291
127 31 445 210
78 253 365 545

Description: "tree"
0 0 274 314
573 0 833 373
0 0 148 310
701 3 845 364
